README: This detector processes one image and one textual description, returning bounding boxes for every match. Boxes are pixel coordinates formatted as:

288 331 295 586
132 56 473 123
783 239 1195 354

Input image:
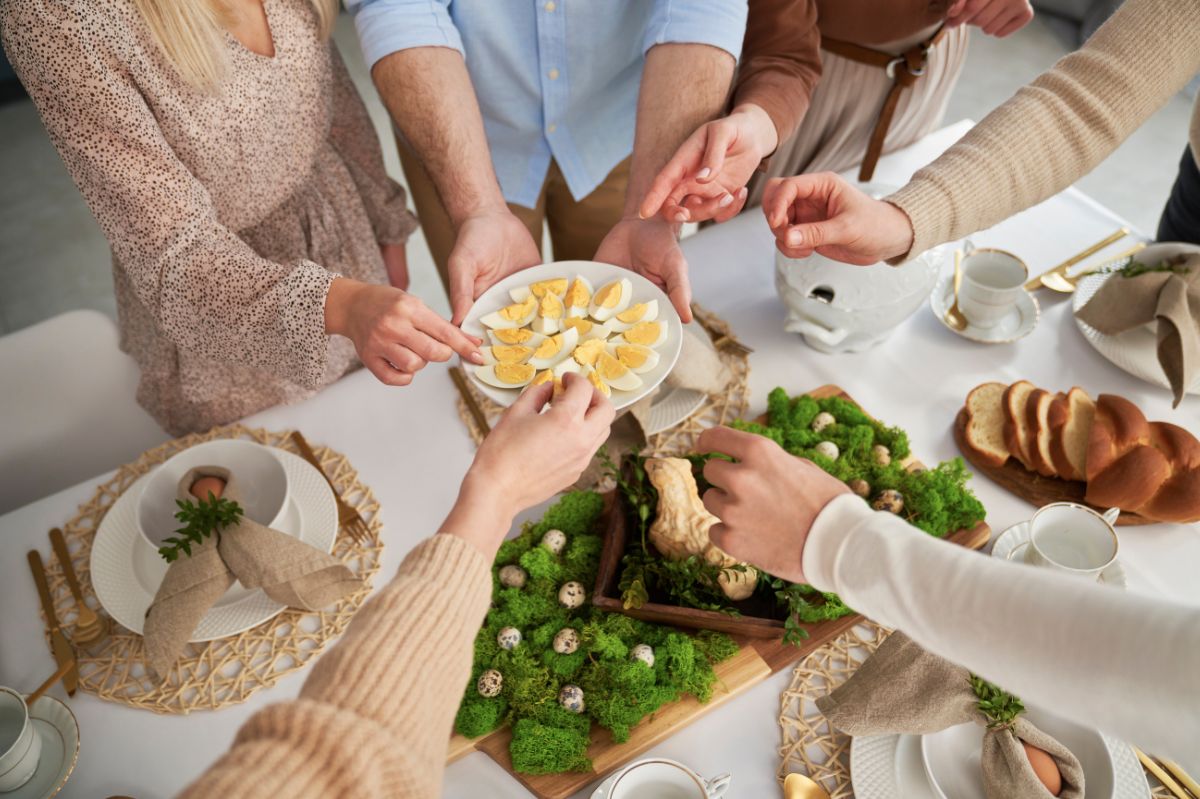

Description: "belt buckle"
886 56 926 79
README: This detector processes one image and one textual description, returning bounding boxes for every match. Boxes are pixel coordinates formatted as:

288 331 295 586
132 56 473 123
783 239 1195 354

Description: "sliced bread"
1049 387 1094 481
1002 380 1037 470
963 382 1010 466
1025 388 1058 477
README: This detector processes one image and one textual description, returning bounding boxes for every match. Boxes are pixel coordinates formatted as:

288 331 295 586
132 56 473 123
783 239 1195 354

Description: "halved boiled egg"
480 295 537 329
607 299 659 333
564 277 593 318
583 366 611 398
611 320 668 349
475 362 536 389
595 351 644 392
609 343 660 374
562 316 612 341
488 327 546 348
571 337 607 368
509 278 568 303
588 278 632 321
552 357 582 379
481 344 534 365
528 327 579 369
530 291 566 335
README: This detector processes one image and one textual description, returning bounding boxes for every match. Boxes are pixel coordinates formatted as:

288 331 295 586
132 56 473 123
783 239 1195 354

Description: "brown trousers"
397 139 631 294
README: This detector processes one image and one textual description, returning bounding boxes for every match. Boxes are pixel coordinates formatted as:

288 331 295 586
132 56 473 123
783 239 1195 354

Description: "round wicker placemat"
778 624 1174 798
40 425 383 715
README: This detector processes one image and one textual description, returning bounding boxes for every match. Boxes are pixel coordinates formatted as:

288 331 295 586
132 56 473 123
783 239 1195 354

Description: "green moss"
455 696 507 738
510 719 592 774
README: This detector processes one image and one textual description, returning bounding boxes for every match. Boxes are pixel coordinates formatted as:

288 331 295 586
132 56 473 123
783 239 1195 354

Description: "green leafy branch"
970 674 1025 729
1082 255 1192 280
158 494 244 563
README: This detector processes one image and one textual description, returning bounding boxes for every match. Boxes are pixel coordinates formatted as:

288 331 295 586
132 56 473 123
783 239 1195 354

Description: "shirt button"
547 123 558 133
544 1 556 10
548 68 560 80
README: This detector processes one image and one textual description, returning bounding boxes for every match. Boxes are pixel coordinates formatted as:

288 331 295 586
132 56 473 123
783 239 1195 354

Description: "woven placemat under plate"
454 303 751 462
38 425 383 715
778 624 1175 798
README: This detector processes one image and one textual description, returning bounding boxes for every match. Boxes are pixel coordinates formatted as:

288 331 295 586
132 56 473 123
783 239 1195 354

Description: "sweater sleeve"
803 494 1200 761
327 43 419 245
179 534 493 799
885 0 1200 260
732 0 822 148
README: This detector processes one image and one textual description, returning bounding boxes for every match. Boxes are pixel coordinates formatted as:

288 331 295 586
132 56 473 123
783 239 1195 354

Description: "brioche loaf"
1025 388 1057 477
1048 388 1093 481
1003 381 1037 469
963 382 1010 467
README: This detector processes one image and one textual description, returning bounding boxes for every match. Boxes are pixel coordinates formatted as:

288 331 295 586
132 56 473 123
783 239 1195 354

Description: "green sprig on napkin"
971 673 1026 729
159 495 244 563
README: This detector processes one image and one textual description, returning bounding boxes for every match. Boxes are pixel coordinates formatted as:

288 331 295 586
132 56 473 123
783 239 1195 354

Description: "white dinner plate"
91 448 337 640
6 696 78 799
991 520 1127 588
460 261 683 411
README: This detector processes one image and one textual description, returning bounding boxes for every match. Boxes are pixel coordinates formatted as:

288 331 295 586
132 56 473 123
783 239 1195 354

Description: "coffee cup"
958 247 1028 329
609 758 731 798
1026 503 1120 580
0 687 41 791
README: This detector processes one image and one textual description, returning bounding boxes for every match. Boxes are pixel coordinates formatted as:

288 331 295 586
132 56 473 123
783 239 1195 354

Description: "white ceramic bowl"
460 261 683 411
136 440 288 550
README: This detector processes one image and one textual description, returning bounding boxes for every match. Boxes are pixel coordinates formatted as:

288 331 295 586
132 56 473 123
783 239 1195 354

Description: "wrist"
440 472 518 556
323 277 361 337
881 201 918 260
730 103 778 157
446 192 511 230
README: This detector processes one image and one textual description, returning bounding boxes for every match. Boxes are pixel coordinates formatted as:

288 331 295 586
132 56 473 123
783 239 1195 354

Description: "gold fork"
1135 747 1199 799
49 527 107 647
289 431 371 543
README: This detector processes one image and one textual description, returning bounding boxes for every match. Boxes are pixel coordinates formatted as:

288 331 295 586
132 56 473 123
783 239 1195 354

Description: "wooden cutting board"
446 385 992 798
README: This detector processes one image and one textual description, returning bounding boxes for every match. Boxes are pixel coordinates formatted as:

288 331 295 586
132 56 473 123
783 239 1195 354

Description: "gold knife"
1135 747 1193 799
27 550 78 696
1161 758 1200 799
1025 227 1129 291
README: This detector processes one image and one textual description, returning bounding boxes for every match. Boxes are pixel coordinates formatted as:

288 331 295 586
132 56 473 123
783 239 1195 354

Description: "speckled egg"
558 581 586 609
541 529 567 555
872 489 905 514
814 441 839 461
630 644 655 668
477 669 503 698
558 684 586 714
848 479 871 498
872 444 892 466
553 627 580 655
498 564 527 588
811 412 836 433
497 627 523 650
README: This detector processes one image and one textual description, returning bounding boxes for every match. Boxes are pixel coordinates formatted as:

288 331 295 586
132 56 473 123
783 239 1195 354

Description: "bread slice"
1024 388 1057 477
1049 388 1094 481
963 382 1010 467
1002 380 1037 470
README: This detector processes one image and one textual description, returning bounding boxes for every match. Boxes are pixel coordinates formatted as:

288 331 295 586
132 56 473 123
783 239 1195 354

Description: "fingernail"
637 210 647 220
787 230 803 247
737 187 748 198
697 167 711 180
718 193 734 208
674 211 688 223
470 350 485 365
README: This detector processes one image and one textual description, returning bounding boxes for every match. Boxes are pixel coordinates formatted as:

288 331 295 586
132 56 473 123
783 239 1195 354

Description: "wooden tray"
952 407 1154 526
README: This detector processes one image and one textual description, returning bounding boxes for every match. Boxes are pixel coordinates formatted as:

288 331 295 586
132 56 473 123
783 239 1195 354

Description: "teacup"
958 247 1028 329
1026 502 1120 580
0 687 41 792
609 758 731 799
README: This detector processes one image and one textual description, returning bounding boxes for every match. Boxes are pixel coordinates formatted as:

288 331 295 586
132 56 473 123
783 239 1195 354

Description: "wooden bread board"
953 407 1154 526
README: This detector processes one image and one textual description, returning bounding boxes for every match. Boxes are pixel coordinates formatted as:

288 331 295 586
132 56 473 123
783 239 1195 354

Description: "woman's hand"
324 277 483 386
696 426 848 583
380 242 409 290
442 373 615 555
946 0 1034 37
762 173 916 264
638 104 778 225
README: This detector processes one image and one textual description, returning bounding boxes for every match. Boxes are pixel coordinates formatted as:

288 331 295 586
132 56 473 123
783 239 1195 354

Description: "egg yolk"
623 321 662 346
597 352 628 381
616 303 647 323
530 370 554 386
496 363 536 384
501 296 537 320
615 345 649 369
566 279 590 308
493 328 534 344
530 278 568 297
594 280 624 308
563 317 594 335
572 338 606 366
587 369 611 396
491 344 532 362
533 334 563 359
539 292 565 319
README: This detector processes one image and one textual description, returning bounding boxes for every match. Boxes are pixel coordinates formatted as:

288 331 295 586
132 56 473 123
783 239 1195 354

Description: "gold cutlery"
783 772 831 799
450 366 493 436
1040 241 1148 293
288 431 371 543
1161 758 1200 798
944 248 968 331
1135 747 1196 799
1025 227 1129 291
25 659 75 707
49 527 107 646
26 550 78 696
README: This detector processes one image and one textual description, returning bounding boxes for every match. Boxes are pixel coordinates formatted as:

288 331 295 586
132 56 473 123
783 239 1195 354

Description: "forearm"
732 0 821 148
804 495 1200 760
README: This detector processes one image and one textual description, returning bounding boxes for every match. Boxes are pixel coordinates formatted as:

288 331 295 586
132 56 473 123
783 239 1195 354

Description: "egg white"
475 362 536 389
530 315 560 335
594 352 644 392
607 299 659 333
552 358 582 379
588 278 633 322
479 297 538 329
564 276 594 318
562 316 612 341
528 327 579 369
608 342 660 374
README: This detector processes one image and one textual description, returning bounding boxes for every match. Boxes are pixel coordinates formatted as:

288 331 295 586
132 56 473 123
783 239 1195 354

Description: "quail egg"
872 445 892 466
509 277 568 303
630 644 655 668
479 295 537 329
872 489 905 514
847 479 871 498
477 669 503 698
498 564 527 588
588 277 633 321
541 528 567 554
497 626 522 650
594 351 644 392
610 343 660 374
811 412 836 433
558 684 586 714
814 441 840 461
553 627 580 655
475 362 536 389
607 299 659 333
558 581 586 609
564 276 593 317
528 327 579 369
611 320 668 349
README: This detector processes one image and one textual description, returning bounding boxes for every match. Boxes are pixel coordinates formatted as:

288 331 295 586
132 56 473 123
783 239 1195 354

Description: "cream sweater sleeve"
804 494 1200 761
886 0 1200 259
178 534 492 799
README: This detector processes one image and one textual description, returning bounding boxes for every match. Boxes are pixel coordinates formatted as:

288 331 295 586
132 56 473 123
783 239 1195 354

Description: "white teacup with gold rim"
0 686 41 792
607 758 731 799
1027 502 1120 581
958 247 1029 329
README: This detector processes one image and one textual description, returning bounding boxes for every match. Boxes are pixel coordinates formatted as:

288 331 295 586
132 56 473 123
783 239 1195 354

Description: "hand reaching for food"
946 0 1035 37
594 217 694 323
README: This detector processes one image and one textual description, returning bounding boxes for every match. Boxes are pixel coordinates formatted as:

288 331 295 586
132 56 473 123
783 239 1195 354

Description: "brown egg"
1021 741 1062 797
190 476 226 500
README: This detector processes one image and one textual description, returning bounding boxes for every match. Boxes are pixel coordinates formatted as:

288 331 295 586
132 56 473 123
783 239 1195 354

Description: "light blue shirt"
347 0 747 207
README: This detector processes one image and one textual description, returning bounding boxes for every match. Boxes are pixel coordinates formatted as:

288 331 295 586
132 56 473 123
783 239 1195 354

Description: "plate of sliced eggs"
461 261 683 410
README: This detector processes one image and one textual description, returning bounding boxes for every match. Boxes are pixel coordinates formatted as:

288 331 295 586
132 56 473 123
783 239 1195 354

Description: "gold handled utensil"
1135 747 1194 799
450 366 493 436
26 550 78 696
943 249 968 331
288 431 371 543
1025 227 1129 291
49 527 107 646
25 659 75 707
1039 241 1148 294
1161 758 1200 798
783 773 831 799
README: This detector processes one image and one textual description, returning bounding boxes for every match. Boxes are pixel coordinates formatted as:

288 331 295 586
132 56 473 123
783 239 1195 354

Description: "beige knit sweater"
888 0 1200 259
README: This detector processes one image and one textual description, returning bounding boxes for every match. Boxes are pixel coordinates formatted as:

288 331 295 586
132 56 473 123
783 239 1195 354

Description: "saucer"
930 277 1039 343
6 696 79 799
991 521 1127 588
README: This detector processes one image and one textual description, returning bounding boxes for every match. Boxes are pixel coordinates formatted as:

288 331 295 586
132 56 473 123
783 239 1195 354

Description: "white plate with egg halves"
461 261 683 411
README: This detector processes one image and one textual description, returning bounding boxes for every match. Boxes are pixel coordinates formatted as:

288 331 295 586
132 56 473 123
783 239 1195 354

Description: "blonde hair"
131 0 339 90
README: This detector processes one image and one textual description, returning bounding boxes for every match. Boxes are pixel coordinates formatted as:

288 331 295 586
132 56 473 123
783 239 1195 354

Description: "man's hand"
639 104 777 225
696 426 848 584
594 217 693 323
946 0 1034 37
380 242 409 290
446 208 542 324
762 173 916 264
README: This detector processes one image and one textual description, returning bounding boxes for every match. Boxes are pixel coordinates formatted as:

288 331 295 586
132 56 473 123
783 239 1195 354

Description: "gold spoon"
944 249 968 331
1040 241 1148 294
784 773 831 799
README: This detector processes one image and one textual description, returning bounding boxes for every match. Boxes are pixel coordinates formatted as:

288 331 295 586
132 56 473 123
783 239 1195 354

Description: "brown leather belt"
820 25 949 182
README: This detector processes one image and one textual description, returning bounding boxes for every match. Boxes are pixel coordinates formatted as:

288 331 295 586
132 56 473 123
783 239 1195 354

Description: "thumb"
504 378 554 420
447 254 475 325
664 257 694 323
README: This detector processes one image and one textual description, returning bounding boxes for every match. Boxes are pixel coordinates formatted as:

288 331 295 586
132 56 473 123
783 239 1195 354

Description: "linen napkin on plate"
816 632 1085 799
1076 253 1200 406
143 466 360 678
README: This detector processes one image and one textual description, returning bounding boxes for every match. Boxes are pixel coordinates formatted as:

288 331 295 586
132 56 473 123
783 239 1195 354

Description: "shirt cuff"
802 493 877 592
351 2 465 72
643 1 748 60
884 179 958 265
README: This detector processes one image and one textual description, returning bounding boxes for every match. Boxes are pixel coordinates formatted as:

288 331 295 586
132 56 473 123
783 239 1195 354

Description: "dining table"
0 120 1197 798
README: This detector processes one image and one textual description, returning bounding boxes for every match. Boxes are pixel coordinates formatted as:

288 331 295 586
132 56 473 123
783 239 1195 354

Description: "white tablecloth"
1 121 1196 798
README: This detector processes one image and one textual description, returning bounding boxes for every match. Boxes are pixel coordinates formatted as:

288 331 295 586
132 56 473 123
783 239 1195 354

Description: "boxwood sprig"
158 494 244 563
